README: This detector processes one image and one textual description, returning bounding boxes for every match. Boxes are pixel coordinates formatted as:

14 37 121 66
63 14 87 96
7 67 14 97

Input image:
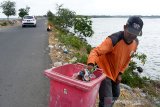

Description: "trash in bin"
76 69 90 81
75 68 97 82
44 63 106 107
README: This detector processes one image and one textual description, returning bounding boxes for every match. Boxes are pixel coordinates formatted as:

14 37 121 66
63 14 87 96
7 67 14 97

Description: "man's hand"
87 64 94 71
116 74 122 84
87 63 95 73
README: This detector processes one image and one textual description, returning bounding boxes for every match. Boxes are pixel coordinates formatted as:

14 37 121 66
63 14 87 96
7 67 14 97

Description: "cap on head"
126 16 143 36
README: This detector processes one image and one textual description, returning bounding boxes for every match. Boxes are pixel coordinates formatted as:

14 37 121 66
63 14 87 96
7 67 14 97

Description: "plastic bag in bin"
72 68 96 82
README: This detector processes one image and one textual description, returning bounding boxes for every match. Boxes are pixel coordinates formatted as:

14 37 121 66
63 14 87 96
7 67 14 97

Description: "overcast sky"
0 0 160 18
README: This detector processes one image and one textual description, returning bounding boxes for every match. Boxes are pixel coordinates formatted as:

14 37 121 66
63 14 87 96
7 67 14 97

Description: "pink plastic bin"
44 63 106 107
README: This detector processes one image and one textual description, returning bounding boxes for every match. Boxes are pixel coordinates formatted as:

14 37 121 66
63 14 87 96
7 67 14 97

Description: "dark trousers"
99 77 120 107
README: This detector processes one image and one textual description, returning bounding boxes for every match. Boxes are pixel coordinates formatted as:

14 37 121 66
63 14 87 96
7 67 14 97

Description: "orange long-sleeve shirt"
87 31 138 81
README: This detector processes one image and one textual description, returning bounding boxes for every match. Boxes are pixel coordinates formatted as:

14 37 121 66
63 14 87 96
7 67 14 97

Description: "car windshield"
23 16 34 19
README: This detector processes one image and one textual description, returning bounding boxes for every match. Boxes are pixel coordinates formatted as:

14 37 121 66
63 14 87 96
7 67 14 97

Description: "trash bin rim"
44 68 106 91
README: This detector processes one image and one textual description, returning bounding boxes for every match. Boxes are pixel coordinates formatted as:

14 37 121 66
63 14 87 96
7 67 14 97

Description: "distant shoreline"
1 15 160 20
82 15 160 18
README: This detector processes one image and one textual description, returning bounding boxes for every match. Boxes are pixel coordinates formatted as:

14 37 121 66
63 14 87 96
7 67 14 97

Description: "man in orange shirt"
87 16 143 107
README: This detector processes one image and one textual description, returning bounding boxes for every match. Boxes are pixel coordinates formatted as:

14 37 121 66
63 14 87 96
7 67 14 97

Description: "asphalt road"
0 18 50 107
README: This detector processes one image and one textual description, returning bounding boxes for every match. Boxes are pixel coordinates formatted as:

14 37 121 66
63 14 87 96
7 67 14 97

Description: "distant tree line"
0 0 30 20
88 15 160 18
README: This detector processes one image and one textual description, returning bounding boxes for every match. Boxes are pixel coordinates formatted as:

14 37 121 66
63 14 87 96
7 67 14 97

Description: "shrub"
122 53 148 88
75 53 88 64
74 16 94 38
0 21 7 26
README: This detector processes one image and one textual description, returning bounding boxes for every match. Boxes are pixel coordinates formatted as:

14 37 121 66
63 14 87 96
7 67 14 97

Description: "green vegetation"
47 4 94 38
47 4 93 64
74 16 94 37
0 0 31 20
47 10 54 22
0 20 15 26
0 0 16 20
55 4 76 29
73 53 88 64
55 30 92 51
0 21 7 26
18 6 30 19
122 53 160 98
122 53 147 88
54 28 91 64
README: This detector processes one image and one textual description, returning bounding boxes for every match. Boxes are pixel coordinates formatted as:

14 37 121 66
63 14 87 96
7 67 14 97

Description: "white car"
22 15 37 27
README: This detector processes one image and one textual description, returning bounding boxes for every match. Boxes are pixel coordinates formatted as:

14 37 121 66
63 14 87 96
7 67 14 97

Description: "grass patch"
55 29 92 53
0 21 7 26
74 53 88 64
